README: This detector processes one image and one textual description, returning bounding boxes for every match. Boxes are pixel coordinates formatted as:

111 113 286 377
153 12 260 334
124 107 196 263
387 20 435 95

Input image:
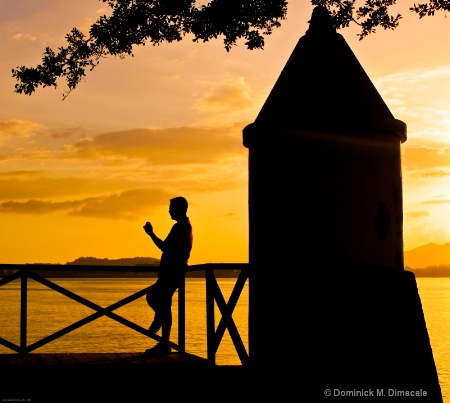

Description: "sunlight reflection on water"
416 278 450 403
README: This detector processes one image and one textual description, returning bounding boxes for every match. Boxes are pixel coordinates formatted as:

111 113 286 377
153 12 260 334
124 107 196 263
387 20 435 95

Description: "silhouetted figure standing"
143 196 193 356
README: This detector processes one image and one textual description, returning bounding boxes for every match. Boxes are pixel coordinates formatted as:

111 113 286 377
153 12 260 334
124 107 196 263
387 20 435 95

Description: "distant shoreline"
406 265 450 277
1 269 448 278
0 257 247 278
2 256 450 278
0 271 240 279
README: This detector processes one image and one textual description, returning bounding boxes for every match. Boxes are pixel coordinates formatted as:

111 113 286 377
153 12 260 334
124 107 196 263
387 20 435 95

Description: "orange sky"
1 1 450 264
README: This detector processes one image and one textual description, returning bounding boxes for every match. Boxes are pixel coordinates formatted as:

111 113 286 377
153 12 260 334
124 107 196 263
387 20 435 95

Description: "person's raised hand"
143 221 153 235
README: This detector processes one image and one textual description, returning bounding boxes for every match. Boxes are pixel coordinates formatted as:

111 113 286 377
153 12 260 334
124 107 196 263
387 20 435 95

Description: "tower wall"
244 7 442 401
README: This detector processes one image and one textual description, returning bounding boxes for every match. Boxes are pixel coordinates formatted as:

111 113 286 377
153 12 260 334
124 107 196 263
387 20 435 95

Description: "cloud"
405 127 450 147
421 199 450 205
403 222 450 251
71 125 246 164
374 66 450 147
0 199 87 214
0 120 247 167
374 66 450 100
402 146 450 170
0 121 248 217
12 33 37 41
95 8 109 15
403 168 450 181
0 165 247 217
194 77 254 113
0 120 90 160
0 120 85 139
0 175 135 201
0 170 47 178
0 120 45 139
0 188 176 220
69 188 175 220
223 212 237 216
401 146 450 185
406 210 430 218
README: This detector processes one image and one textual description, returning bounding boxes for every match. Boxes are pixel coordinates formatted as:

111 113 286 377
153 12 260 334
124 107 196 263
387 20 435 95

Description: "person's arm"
143 221 165 251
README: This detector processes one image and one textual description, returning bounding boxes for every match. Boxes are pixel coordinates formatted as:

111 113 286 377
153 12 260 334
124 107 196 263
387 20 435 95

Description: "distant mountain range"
58 250 450 277
3 248 450 277
65 253 450 277
70 245 450 269
0 257 243 278
66 256 160 266
404 243 450 277
1 256 162 278
404 243 450 268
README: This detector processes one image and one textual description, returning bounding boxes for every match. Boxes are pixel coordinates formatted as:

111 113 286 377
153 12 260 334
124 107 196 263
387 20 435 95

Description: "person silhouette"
143 196 193 356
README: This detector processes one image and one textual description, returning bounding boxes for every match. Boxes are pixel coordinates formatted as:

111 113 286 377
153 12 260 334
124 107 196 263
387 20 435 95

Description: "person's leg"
145 278 180 355
144 298 173 355
158 297 173 351
146 283 162 333
148 313 161 333
157 280 178 349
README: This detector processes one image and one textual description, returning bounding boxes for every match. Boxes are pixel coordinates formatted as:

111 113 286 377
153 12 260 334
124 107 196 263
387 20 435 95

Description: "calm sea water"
0 278 249 366
0 277 448 401
416 278 450 403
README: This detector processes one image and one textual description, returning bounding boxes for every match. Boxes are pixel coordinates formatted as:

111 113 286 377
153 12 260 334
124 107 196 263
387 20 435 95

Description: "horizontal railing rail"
0 263 249 365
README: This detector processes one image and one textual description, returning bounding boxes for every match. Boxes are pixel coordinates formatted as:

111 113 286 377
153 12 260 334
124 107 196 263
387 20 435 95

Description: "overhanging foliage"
11 0 450 98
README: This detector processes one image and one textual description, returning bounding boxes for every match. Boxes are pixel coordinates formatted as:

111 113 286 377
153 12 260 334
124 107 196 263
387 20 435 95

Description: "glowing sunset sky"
1 1 450 265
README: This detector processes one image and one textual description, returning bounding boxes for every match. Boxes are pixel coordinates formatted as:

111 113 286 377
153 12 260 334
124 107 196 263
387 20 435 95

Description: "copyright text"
324 388 428 398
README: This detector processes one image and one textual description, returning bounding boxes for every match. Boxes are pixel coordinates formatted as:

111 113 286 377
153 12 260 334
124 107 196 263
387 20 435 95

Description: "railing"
0 263 249 366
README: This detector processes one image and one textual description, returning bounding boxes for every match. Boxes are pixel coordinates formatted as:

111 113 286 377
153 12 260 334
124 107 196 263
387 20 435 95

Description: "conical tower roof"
252 7 406 141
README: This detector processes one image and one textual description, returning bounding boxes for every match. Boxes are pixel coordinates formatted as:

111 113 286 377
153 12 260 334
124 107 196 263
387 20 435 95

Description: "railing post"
205 269 215 365
178 275 186 353
20 270 27 354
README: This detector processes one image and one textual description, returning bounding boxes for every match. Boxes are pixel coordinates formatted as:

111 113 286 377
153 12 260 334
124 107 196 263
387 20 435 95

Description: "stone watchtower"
244 7 442 400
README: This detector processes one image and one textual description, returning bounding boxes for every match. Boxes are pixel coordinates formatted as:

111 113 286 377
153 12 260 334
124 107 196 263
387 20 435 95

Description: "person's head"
169 196 188 220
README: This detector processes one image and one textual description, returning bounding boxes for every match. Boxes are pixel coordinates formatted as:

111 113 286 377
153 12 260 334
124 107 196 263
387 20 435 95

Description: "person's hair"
170 196 188 213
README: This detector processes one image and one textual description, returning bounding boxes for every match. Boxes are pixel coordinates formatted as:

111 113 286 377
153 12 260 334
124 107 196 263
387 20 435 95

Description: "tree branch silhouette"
11 0 450 99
